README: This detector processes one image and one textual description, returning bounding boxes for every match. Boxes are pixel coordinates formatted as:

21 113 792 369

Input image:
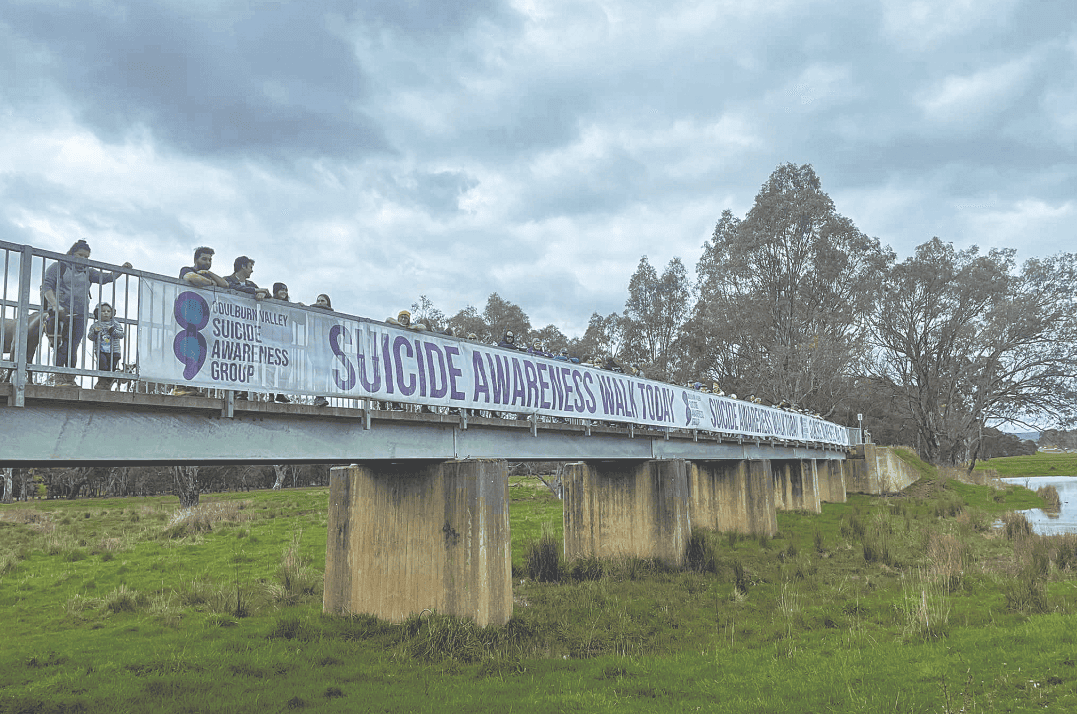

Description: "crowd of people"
24 241 820 419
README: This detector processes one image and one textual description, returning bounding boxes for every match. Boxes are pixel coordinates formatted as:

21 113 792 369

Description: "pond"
1000 476 1077 535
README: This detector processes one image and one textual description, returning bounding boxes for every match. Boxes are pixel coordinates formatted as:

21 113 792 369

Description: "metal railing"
0 239 369 411
2 240 140 405
3 238 854 448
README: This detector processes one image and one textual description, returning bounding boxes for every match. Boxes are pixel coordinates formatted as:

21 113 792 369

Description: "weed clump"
525 525 562 582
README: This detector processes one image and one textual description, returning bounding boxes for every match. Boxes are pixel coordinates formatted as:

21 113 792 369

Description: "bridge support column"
686 460 776 536
563 460 689 567
323 459 512 627
772 460 821 513
817 460 847 503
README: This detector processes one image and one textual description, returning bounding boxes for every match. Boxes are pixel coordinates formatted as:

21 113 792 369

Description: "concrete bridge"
1 238 918 627
0 383 913 627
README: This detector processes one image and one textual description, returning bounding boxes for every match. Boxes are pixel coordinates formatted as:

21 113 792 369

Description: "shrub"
525 525 562 582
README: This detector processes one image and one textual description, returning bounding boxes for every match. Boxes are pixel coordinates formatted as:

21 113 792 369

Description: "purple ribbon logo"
173 292 209 380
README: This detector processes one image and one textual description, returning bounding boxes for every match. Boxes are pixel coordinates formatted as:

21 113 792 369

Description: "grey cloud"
353 0 517 35
2 1 388 158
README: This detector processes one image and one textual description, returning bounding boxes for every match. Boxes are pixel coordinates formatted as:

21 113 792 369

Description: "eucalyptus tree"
409 295 446 332
481 292 532 342
622 256 692 379
447 305 490 342
870 238 1077 467
572 311 628 362
691 164 891 413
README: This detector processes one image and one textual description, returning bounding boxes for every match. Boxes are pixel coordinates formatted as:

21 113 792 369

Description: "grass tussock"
924 530 967 592
1036 484 1062 508
163 500 252 538
525 525 562 582
0 508 55 532
685 528 718 574
1000 511 1034 541
900 570 951 640
273 529 320 604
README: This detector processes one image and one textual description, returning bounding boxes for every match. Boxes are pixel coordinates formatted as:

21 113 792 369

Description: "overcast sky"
2 0 1074 337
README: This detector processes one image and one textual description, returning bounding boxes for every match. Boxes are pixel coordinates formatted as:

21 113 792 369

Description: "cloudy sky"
2 0 1074 337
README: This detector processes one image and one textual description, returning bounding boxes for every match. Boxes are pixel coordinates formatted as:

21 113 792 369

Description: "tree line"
418 163 1077 468
1 464 333 504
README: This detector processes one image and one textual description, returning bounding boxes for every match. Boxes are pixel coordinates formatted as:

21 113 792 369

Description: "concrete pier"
323 460 512 627
686 460 777 536
772 460 822 513
563 460 690 567
817 459 848 503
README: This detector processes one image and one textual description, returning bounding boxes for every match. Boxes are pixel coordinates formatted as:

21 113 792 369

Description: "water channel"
1000 476 1077 535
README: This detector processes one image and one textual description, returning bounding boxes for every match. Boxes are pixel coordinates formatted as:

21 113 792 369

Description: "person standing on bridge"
179 246 228 289
225 256 270 300
87 302 124 391
310 294 333 406
41 240 133 387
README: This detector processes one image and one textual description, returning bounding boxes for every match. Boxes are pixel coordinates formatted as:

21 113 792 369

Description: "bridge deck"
1 384 848 466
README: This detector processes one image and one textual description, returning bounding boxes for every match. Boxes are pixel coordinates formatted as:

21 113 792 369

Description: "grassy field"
2 465 1076 713
975 452 1077 477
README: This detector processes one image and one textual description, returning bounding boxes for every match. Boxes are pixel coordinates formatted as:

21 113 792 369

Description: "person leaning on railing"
309 294 333 407
172 246 227 397
41 240 132 388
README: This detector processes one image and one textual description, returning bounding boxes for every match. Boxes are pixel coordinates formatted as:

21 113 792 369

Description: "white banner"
138 278 849 446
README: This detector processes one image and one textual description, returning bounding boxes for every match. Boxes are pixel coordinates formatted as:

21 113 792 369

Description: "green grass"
2 471 1076 713
974 452 1077 477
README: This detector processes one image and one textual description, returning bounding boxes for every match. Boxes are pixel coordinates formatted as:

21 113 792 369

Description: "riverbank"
976 452 1077 478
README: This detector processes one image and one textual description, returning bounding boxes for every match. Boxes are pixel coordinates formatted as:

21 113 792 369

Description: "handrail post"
10 245 34 408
